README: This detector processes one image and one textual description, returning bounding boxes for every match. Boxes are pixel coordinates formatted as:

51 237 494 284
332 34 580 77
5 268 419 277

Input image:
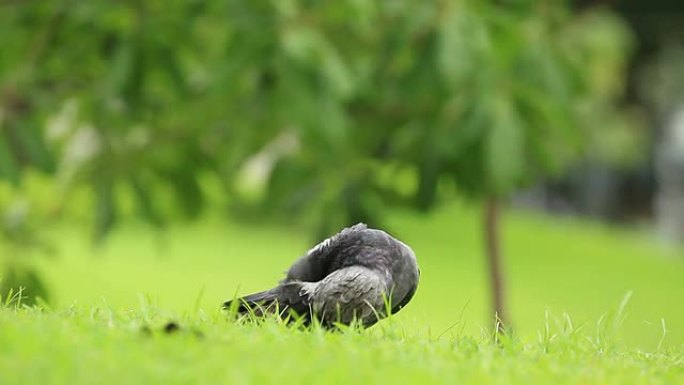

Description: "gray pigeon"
223 223 420 327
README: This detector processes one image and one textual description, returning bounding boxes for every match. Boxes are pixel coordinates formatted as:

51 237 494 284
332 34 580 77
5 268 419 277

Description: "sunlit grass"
0 300 681 385
30 201 684 349
2 200 684 383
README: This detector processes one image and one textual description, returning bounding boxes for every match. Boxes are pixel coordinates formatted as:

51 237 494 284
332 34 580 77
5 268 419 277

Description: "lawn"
1 305 681 385
1 201 683 384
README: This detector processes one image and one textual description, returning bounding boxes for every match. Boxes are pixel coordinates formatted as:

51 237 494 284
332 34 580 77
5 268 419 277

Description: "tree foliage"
0 1 637 238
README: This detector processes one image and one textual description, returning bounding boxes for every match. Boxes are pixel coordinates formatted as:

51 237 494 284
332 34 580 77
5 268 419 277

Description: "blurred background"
1 1 683 348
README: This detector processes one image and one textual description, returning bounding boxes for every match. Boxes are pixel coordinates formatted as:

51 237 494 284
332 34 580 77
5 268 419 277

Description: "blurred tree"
0 1 636 324
0 1 279 241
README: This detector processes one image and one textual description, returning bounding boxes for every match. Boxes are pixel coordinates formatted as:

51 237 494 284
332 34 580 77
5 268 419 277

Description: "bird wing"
284 223 368 282
308 265 387 326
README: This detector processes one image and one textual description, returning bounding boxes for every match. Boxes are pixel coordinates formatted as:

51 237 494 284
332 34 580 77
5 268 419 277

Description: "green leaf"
13 123 55 173
168 170 204 220
415 156 439 211
130 175 164 228
93 179 117 243
265 157 316 214
437 3 490 87
486 97 525 195
280 25 353 99
0 136 19 185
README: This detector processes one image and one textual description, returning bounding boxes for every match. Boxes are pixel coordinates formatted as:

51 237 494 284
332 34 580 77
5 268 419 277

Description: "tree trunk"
484 196 508 333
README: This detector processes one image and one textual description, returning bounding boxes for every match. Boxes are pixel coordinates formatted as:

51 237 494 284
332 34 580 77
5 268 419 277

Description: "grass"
0 300 682 385
1 200 684 384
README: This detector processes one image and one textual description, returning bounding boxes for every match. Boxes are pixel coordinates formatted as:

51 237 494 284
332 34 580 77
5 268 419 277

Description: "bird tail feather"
223 282 309 317
223 288 280 315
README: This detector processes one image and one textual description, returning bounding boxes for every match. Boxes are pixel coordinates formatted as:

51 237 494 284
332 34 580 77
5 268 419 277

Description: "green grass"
2 201 684 384
0 302 681 385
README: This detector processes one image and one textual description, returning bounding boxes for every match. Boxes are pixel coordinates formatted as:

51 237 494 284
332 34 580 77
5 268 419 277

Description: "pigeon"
223 223 420 327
